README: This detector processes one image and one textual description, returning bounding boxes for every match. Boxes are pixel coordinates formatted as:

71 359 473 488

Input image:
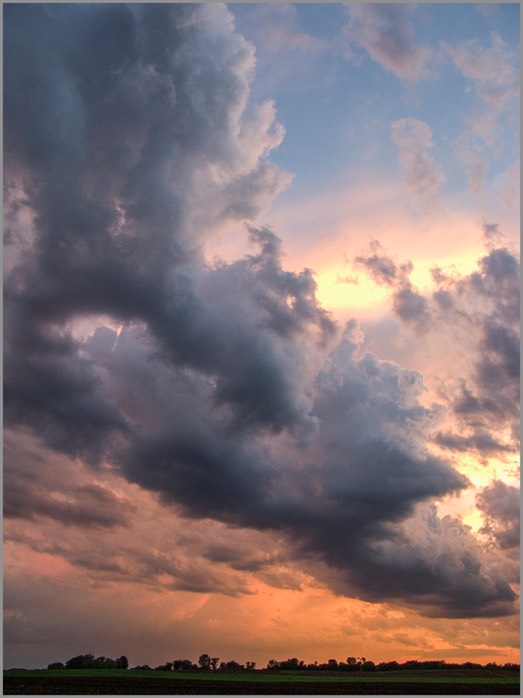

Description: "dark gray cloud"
363 505 516 618
3 4 517 620
4 1 294 453
4 291 124 464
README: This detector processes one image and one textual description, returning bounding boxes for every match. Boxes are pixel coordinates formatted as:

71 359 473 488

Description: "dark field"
4 669 520 695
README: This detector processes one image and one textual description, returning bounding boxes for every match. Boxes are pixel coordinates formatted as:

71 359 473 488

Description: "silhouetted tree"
96 656 116 669
198 653 212 670
463 661 483 670
361 660 376 672
65 653 95 669
155 662 173 671
173 659 194 671
47 653 520 676
377 660 399 672
346 657 358 671
116 656 128 670
221 660 244 671
279 658 304 670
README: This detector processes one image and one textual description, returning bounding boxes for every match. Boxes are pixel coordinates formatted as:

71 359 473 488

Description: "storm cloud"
3 3 518 621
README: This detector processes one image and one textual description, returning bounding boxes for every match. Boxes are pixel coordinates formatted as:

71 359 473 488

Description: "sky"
3 1 520 670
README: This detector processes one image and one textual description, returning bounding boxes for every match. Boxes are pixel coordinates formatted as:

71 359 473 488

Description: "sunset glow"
3 2 519 671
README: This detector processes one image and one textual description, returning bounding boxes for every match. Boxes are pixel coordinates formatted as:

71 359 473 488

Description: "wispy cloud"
391 117 445 211
442 33 519 119
442 32 519 195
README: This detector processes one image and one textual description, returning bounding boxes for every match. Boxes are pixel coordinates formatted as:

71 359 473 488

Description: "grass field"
3 668 520 695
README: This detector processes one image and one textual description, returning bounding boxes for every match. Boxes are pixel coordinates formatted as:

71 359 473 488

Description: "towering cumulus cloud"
4 3 517 624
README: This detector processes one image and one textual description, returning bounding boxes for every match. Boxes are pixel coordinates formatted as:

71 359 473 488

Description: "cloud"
231 3 329 98
442 33 518 115
355 231 520 462
3 433 134 529
354 240 399 286
442 33 519 191
457 148 489 194
391 118 445 211
476 481 520 550
355 242 430 332
3 3 518 622
495 161 520 211
434 430 515 456
344 4 431 82
4 1 293 455
80 309 514 616
366 503 517 618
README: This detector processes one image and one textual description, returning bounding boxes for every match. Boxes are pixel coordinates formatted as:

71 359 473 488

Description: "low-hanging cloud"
3 3 518 620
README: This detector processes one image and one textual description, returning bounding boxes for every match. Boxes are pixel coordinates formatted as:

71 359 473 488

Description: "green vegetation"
3 668 519 685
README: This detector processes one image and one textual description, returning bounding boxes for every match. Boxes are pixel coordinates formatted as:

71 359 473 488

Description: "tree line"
48 654 129 670
47 652 519 673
